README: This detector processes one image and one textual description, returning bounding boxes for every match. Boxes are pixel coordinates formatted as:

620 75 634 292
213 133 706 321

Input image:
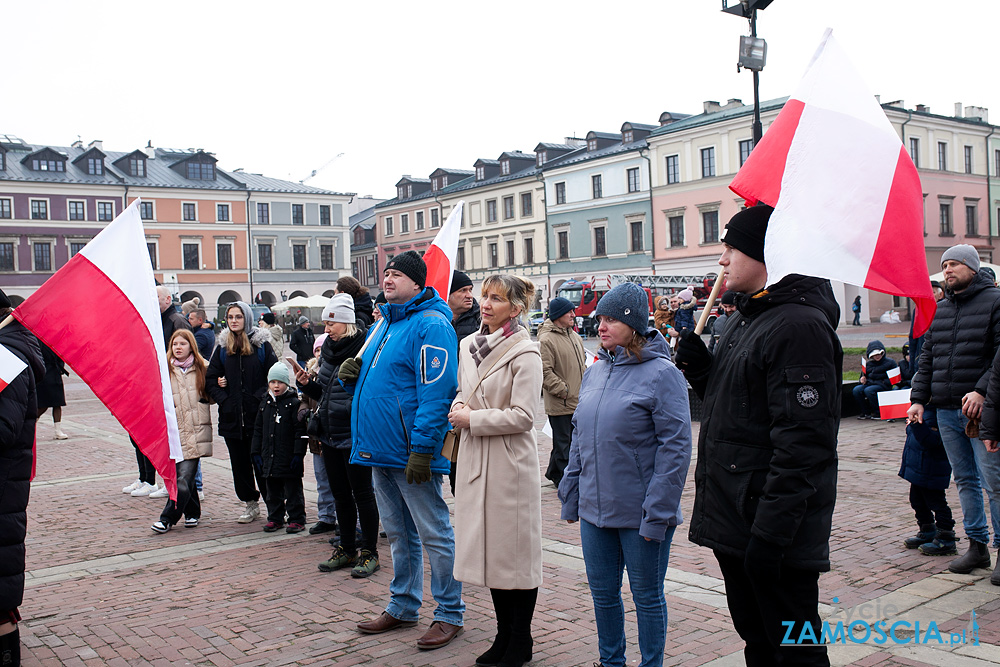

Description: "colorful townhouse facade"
0 135 352 311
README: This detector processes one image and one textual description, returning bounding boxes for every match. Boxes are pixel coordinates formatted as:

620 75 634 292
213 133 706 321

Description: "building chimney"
144 140 156 159
703 100 722 114
964 106 989 123
564 137 587 147
71 139 83 149
954 102 963 118
915 104 929 113
724 98 744 110
87 139 103 151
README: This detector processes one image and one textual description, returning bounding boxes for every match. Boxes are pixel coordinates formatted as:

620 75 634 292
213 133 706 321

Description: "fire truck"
556 273 722 335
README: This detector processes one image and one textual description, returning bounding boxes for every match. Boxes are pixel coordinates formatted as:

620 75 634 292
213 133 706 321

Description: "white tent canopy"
270 294 331 311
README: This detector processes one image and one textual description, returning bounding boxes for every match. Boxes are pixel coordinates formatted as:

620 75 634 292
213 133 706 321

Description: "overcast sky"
5 1 995 201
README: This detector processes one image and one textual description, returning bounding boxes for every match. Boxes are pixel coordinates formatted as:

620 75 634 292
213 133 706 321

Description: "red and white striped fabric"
730 29 936 337
878 388 911 420
423 201 465 298
0 343 27 393
13 200 182 499
887 366 901 385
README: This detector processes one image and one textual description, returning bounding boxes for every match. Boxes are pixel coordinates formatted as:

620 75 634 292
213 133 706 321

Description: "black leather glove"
252 455 264 471
405 452 433 484
290 455 304 476
744 535 783 581
339 357 361 383
674 330 711 372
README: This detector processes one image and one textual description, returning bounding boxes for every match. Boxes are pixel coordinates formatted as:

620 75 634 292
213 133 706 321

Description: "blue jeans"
936 408 1000 547
580 519 675 667
313 452 336 523
852 384 881 416
195 460 203 492
372 466 464 625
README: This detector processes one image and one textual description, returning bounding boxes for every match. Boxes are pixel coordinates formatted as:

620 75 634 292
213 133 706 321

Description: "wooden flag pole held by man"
694 276 726 336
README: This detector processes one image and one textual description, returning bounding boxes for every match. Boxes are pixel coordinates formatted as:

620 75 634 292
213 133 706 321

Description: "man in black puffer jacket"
909 244 1000 582
675 206 840 667
0 290 45 667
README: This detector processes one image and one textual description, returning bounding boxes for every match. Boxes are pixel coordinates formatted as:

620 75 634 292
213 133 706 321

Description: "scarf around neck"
469 318 521 367
171 355 195 372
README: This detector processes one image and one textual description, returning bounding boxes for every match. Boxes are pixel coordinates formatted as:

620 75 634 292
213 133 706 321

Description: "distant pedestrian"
708 290 737 352
188 308 216 361
289 316 315 368
0 288 44 667
372 292 386 323
35 340 70 440
258 312 283 358
537 296 585 488
673 288 696 334
899 407 955 555
301 333 338 538
852 341 899 420
151 329 212 534
252 362 308 533
852 295 862 326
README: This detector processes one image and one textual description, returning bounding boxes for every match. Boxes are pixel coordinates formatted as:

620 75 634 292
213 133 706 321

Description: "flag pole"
0 314 13 332
694 276 725 336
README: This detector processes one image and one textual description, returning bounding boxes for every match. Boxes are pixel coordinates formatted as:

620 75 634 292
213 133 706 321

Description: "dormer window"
476 166 485 180
32 158 65 172
186 162 215 180
406 184 413 197
130 157 146 177
588 139 597 151
501 160 510 176
87 157 104 175
440 175 448 187
0 152 4 171
623 131 633 144
432 177 439 191
536 151 546 167
398 186 406 199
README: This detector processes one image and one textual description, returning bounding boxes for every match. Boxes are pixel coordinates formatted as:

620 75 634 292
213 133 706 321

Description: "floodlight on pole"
722 0 775 146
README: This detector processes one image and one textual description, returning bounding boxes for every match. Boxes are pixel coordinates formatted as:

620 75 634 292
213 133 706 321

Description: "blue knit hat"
267 362 290 386
595 283 648 334
547 297 574 322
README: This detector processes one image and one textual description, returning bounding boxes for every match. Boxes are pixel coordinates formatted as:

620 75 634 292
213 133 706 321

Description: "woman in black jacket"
296 294 381 579
206 301 277 523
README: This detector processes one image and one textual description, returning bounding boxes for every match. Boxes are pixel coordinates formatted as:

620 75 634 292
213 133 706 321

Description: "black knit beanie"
721 204 772 263
450 270 473 294
385 250 427 288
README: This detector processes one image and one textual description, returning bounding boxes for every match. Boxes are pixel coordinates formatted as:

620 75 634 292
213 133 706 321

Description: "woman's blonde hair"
224 305 254 357
481 275 536 322
167 328 209 400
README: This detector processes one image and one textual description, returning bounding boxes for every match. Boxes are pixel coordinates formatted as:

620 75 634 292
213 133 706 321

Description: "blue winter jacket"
348 287 458 473
559 330 692 542
898 406 952 490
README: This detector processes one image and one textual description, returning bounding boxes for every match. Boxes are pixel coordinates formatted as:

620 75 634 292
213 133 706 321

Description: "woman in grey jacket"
559 282 692 667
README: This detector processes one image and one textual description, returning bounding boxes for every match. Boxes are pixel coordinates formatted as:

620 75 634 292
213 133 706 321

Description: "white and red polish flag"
888 366 902 385
13 200 183 499
730 29 936 337
423 201 466 298
878 388 911 420
0 344 27 393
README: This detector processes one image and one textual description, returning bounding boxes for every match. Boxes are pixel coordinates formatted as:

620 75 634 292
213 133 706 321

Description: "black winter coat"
289 326 315 363
0 320 44 612
911 272 1000 410
452 299 481 341
161 306 192 350
860 340 898 391
251 389 307 477
898 407 951 490
682 275 842 571
205 328 278 440
299 330 365 449
354 294 375 329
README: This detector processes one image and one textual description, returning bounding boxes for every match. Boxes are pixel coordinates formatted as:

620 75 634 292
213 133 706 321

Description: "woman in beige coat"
152 329 213 534
448 274 542 667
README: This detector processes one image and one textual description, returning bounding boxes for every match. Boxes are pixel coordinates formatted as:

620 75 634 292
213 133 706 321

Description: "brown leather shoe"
416 620 463 650
357 611 417 634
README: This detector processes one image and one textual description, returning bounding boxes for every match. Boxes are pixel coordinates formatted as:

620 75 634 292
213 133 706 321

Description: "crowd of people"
9 205 1000 666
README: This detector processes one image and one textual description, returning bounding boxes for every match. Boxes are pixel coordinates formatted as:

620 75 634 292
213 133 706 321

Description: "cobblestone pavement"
18 372 1000 666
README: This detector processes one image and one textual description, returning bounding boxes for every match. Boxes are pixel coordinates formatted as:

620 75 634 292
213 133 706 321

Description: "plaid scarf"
469 318 521 367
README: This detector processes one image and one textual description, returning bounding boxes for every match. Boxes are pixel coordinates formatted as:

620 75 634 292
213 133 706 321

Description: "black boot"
497 588 536 667
0 625 19 667
919 530 957 556
904 524 936 549
991 553 1000 586
948 539 990 573
477 589 512 667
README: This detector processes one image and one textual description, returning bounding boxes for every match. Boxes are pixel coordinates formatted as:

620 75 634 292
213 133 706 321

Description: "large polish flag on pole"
12 200 183 499
730 29 936 336
424 201 465 298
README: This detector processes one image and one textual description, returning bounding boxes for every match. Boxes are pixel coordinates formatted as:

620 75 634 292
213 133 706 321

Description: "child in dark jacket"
252 362 308 533
898 406 956 554
853 340 900 419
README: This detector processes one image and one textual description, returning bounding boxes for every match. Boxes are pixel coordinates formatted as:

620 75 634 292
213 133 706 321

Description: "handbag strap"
461 350 511 407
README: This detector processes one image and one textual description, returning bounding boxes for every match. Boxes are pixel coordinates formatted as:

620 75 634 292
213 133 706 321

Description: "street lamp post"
723 0 773 146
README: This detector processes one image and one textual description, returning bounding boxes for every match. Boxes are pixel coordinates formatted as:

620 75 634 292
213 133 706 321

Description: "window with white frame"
320 205 331 226
487 200 498 223
627 167 640 193
557 230 569 259
456 246 466 271
97 201 115 222
523 237 534 264
0 242 14 271
320 243 335 270
701 210 720 243
385 216 394 236
68 201 86 221
503 196 515 220
182 242 200 270
258 243 273 270
739 139 754 166
630 219 643 252
416 211 425 230
964 146 973 174
87 157 104 175
489 242 498 268
183 202 197 221
965 200 978 236
431 208 440 228
938 142 947 170
593 225 607 256
668 215 685 247
0 198 11 219
501 160 510 176
939 200 953 236
476 166 485 180
146 242 158 270
292 204 304 225
592 174 602 199
505 239 515 266
140 201 154 220
521 192 532 217
909 137 920 168
701 147 716 178
400 213 409 233
217 242 233 270
666 155 680 184
292 244 307 270
217 203 230 222
555 182 566 205
33 240 52 271
70 241 87 257
257 202 269 224
31 200 48 220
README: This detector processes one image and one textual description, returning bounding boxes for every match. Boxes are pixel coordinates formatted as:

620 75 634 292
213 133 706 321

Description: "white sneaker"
131 482 155 497
149 484 169 499
53 424 68 440
122 479 142 494
198 490 205 501
237 500 260 523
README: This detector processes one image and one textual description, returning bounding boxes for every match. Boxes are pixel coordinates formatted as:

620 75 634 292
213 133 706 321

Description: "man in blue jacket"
339 251 464 650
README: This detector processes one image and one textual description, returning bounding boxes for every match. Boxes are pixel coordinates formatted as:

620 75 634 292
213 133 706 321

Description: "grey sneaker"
318 546 357 572
237 501 260 523
351 549 380 578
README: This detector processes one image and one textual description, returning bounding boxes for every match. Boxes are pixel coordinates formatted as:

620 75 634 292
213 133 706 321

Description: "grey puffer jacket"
558 331 692 542
910 272 1000 410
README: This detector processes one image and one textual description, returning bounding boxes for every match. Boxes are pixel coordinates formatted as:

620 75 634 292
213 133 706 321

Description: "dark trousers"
224 436 264 503
910 483 955 531
263 476 305 525
715 552 829 667
131 437 156 484
323 445 380 554
545 414 574 487
160 458 201 525
852 312 861 326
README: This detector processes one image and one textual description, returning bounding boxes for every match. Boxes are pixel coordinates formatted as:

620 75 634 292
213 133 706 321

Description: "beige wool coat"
169 365 213 460
453 327 543 589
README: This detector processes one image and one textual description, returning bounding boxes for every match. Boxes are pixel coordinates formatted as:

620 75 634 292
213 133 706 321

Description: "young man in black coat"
289 317 316 368
0 289 45 667
675 206 840 667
